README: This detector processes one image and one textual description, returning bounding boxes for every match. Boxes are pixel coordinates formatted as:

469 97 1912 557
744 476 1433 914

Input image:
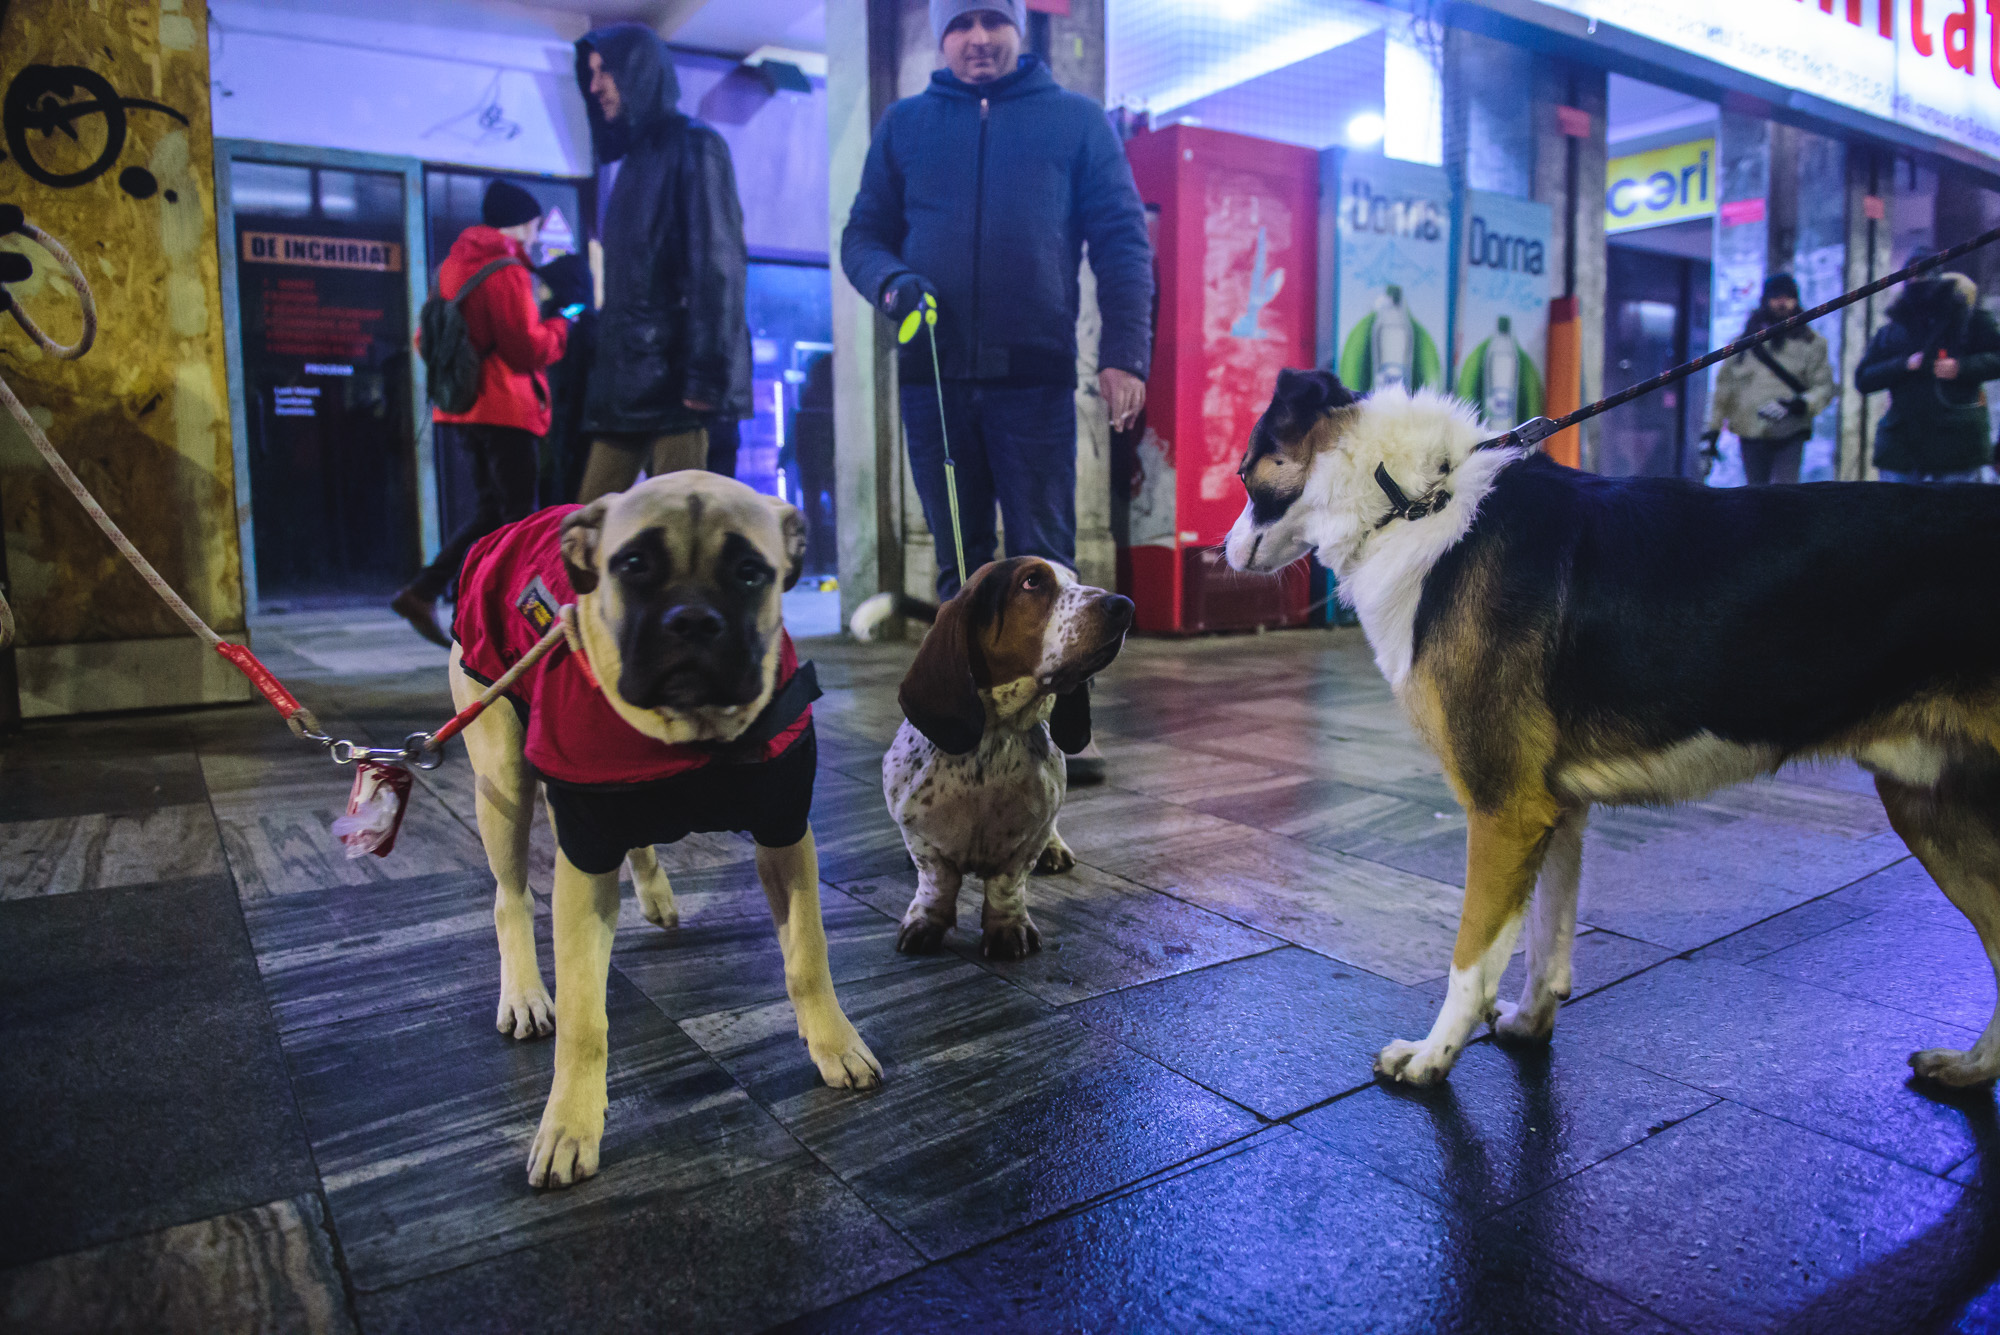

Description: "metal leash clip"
323 731 447 771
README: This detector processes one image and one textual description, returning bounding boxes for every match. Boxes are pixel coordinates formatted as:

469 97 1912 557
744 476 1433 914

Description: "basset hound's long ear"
559 498 613 594
1049 682 1091 755
897 564 1002 755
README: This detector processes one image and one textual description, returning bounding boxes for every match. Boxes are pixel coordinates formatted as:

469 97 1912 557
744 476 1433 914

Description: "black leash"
1471 222 2000 455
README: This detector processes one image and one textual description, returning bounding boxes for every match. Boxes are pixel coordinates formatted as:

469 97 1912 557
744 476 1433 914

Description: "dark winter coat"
575 24 752 433
1856 272 2000 474
840 56 1153 387
432 226 569 435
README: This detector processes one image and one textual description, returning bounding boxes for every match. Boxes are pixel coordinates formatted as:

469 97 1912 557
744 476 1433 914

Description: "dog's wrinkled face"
1225 367 1361 572
560 473 806 713
899 558 1135 755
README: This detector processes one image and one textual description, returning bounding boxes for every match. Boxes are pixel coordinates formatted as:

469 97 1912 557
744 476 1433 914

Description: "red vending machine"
1121 123 1318 634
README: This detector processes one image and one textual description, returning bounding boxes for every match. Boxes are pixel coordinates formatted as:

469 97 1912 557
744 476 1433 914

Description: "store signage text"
1532 1 2000 157
1340 179 1445 242
242 232 403 272
1465 215 1545 273
1604 139 1714 233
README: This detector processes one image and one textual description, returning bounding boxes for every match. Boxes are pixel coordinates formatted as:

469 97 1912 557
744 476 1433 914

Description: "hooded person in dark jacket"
1856 249 2000 482
841 0 1154 600
574 24 752 502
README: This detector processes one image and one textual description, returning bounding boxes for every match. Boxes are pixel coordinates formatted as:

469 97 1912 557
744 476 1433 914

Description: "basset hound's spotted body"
883 558 1134 959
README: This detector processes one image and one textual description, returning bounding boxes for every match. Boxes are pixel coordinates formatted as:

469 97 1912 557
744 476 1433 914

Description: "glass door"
231 160 418 604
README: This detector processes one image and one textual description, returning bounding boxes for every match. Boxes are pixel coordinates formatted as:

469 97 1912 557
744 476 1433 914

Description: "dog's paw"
1492 999 1556 1045
634 884 680 930
896 915 951 954
1910 1046 2000 1087
497 984 555 1041
526 1094 604 1189
808 1022 884 1090
1374 1038 1454 1086
981 918 1042 961
1033 835 1075 876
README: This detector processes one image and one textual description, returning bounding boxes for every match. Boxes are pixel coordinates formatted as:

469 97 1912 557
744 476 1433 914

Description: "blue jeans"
901 382 1076 599
1877 468 1983 484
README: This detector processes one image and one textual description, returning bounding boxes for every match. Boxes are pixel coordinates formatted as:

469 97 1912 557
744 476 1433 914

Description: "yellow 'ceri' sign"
242 232 404 272
1604 138 1715 234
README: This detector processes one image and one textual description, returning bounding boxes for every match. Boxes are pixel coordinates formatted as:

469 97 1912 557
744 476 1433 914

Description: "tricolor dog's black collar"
1373 463 1452 529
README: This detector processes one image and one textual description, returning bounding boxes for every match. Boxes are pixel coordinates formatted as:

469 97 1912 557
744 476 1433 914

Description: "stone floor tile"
0 1195 353 1335
0 876 317 1267
684 962 1261 1259
0 803 227 898
240 869 527 1034
1828 857 1970 923
354 1163 917 1335
286 973 823 1292
202 746 489 898
1112 831 1468 985
807 768 915 883
1495 1100 1998 1335
1294 1041 1718 1217
0 749 208 822
613 885 933 1020
1561 958 1986 1175
1685 897 1876 966
1069 947 1445 1118
839 861 1283 1006
794 1129 1675 1334
1748 908 1998 1034
1577 817 1910 952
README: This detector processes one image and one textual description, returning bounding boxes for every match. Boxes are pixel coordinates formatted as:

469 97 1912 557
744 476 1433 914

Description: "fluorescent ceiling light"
1345 111 1384 145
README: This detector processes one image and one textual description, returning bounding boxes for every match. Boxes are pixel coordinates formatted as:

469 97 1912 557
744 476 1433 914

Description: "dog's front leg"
759 829 883 1089
896 853 962 954
1495 805 1586 1044
527 850 620 1188
979 868 1041 960
1377 801 1555 1086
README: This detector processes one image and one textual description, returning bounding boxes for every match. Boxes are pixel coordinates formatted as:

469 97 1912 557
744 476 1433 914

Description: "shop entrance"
227 157 421 605
1599 228 1710 478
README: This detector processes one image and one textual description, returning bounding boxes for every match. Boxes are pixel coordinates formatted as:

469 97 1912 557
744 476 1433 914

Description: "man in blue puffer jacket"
841 0 1154 599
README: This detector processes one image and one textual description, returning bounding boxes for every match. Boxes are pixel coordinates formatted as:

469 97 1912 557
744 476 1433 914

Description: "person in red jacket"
391 180 572 647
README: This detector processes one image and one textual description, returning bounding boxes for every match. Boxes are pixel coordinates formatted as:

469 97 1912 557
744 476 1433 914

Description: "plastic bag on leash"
332 760 413 859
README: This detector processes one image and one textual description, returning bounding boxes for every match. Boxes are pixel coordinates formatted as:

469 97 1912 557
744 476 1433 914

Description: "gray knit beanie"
930 0 1025 45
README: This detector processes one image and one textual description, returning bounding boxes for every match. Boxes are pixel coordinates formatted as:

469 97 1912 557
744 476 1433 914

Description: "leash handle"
1477 221 2000 452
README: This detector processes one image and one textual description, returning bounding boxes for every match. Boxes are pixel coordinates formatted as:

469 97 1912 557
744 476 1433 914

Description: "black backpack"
418 257 523 414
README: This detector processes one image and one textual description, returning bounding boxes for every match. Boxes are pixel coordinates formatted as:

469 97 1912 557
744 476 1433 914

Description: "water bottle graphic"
1370 285 1414 389
1481 315 1519 427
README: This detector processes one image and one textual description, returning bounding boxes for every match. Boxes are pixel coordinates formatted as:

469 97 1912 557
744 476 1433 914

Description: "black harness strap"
729 660 822 746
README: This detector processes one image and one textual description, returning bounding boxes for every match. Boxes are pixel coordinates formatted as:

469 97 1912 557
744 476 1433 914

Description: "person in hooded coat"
1699 273 1835 485
574 24 752 502
1856 248 2000 483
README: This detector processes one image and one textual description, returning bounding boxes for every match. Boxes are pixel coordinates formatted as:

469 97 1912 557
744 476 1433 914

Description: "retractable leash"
0 209 557 858
899 292 969 586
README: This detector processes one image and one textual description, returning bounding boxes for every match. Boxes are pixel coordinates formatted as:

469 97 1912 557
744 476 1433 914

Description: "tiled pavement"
4 607 2000 1332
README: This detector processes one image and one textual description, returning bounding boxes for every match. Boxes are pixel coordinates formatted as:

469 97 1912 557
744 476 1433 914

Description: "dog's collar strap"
1373 463 1452 529
728 660 822 746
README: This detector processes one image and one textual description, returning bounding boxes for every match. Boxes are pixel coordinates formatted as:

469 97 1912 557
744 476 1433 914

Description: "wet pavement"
2 608 1997 1333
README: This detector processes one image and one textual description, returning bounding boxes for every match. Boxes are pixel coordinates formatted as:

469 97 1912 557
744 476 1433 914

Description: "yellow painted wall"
0 0 248 715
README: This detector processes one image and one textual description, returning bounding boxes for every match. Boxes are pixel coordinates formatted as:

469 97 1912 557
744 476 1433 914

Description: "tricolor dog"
1226 368 2000 1090
880 558 1133 959
450 472 880 1188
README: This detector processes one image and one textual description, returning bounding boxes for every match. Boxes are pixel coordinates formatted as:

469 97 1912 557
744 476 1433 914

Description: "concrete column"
1710 110 1770 482
1839 149 1893 480
1786 126 1846 482
1048 0 1115 592
1528 60 1606 470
